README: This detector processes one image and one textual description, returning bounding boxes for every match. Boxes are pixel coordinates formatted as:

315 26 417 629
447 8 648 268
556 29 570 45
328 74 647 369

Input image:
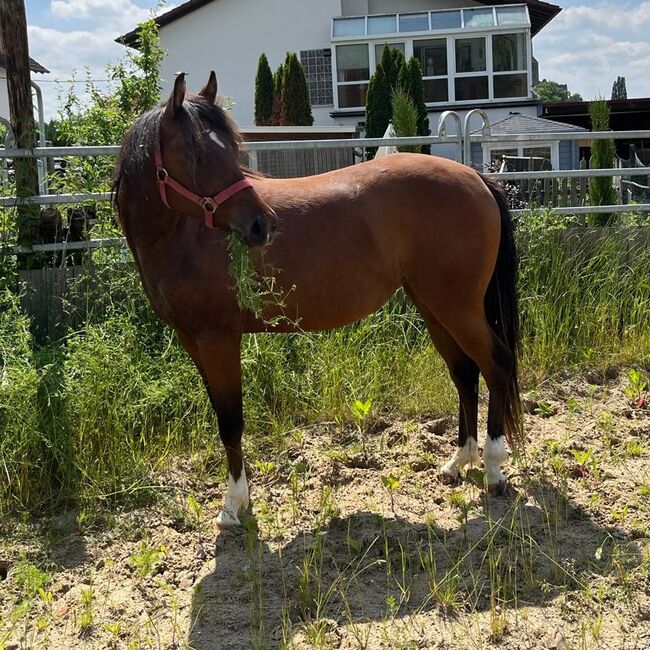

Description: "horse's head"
155 72 277 246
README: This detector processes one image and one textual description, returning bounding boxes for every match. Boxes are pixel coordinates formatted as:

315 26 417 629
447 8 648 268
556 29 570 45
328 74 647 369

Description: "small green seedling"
626 368 648 409
571 449 599 478
381 474 400 513
352 398 372 458
130 541 167 578
534 401 556 417
352 399 372 429
186 494 203 530
254 459 277 476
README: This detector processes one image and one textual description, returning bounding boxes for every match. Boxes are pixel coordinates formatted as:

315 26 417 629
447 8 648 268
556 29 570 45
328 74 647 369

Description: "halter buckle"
156 168 169 182
202 197 217 213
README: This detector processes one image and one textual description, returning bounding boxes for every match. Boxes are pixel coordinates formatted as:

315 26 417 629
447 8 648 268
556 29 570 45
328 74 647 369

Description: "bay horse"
113 72 522 529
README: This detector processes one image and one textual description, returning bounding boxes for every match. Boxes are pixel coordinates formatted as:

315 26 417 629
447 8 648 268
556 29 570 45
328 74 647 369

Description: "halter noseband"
154 143 253 229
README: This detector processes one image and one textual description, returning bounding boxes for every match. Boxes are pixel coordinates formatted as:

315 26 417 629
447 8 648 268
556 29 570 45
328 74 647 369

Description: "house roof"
542 98 650 132
118 0 561 47
473 113 588 135
0 32 49 73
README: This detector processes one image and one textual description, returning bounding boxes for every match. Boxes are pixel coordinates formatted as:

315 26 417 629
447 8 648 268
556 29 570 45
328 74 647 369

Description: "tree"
379 45 405 92
282 52 314 126
271 64 285 125
364 63 392 157
398 57 430 153
533 79 582 103
588 100 617 227
54 18 163 194
254 53 274 126
611 76 628 100
391 88 419 153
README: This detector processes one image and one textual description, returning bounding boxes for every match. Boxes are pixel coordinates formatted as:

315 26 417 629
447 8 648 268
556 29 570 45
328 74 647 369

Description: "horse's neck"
123 205 186 252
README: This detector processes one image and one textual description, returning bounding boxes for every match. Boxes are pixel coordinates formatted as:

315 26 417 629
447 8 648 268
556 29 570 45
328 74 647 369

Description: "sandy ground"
1 370 649 649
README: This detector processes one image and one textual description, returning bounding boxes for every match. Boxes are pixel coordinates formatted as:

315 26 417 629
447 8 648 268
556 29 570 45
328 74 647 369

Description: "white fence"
1 126 650 254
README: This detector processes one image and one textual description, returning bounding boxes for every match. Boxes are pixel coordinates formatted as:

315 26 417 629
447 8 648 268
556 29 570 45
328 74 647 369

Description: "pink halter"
154 143 253 229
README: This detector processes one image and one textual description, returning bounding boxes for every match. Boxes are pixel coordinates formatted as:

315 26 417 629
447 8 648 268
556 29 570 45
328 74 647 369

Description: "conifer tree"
379 45 405 92
254 53 274 126
271 64 285 125
282 52 314 126
364 63 392 158
588 100 617 226
398 57 430 153
611 76 628 100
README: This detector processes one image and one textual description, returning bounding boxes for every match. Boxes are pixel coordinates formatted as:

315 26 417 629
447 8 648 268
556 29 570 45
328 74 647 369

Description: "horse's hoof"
440 468 460 485
215 508 241 530
486 478 508 495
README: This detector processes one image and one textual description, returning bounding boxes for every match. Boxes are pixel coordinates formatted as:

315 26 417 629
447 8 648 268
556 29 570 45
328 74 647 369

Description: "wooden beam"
0 0 40 260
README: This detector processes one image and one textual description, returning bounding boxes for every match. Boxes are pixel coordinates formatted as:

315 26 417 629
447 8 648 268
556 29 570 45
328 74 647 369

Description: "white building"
120 0 573 168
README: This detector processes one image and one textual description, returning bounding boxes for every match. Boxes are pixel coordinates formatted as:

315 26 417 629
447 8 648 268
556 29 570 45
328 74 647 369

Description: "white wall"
0 69 10 121
159 0 340 127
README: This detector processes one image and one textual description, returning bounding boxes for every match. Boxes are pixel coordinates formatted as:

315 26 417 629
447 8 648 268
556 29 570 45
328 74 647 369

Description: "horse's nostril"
251 218 262 237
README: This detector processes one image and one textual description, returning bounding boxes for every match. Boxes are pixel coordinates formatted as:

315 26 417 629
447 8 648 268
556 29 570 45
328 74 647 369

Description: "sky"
22 0 650 120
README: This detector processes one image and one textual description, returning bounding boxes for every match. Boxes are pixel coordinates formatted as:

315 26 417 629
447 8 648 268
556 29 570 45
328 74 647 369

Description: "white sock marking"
483 436 508 486
441 437 480 478
216 466 249 528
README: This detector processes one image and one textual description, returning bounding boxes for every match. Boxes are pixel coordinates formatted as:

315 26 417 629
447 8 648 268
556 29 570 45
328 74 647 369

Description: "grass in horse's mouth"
227 232 267 318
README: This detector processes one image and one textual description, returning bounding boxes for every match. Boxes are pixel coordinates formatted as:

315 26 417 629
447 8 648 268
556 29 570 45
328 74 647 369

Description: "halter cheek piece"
154 143 253 229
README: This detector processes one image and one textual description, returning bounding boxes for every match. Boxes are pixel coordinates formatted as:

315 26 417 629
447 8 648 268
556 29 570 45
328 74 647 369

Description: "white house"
0 33 49 125
120 0 573 168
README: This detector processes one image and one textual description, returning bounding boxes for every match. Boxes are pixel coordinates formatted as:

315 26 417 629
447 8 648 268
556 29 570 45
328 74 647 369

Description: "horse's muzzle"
246 210 277 247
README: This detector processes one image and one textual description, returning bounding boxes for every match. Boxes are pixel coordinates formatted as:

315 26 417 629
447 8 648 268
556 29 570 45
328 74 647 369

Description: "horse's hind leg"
439 310 514 492
179 330 249 528
408 297 480 481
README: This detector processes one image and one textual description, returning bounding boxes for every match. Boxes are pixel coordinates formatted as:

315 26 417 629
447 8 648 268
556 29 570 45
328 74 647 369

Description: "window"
333 17 365 37
431 10 461 30
455 37 486 73
493 33 527 98
399 13 429 32
496 6 528 25
368 15 396 35
455 37 488 100
484 142 558 169
375 42 405 64
331 6 532 109
300 49 333 106
336 44 370 108
463 8 494 28
414 39 448 102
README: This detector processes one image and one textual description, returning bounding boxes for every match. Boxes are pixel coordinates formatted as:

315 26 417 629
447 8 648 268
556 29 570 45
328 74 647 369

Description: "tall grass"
1 219 649 513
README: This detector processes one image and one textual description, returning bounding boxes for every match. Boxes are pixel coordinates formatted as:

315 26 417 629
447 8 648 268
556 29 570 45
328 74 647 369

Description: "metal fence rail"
2 129 650 253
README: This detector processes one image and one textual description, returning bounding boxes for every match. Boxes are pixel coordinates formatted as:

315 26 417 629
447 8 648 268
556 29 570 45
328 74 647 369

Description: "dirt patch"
1 371 649 649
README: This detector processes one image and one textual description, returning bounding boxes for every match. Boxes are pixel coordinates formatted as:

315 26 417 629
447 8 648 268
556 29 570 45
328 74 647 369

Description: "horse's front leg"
182 330 249 529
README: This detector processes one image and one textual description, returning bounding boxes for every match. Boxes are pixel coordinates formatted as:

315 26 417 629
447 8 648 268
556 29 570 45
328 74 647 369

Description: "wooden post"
0 0 40 261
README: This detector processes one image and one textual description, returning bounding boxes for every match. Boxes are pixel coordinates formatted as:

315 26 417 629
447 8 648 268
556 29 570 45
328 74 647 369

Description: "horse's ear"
199 71 218 104
164 72 186 120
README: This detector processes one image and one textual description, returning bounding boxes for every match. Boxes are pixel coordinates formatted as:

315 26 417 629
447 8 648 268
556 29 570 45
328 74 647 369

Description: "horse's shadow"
187 476 639 649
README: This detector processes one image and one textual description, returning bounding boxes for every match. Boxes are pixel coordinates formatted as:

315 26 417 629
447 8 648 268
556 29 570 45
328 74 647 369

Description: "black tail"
481 175 524 447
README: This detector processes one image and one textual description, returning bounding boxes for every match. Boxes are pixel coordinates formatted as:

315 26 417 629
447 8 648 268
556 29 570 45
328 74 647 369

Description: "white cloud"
534 1 650 99
51 0 151 29
27 1 173 120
